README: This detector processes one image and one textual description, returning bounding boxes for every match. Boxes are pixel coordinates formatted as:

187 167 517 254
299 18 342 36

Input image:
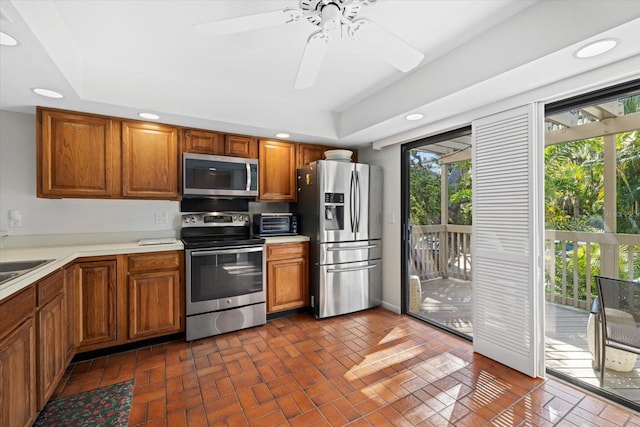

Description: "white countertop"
262 235 310 244
0 240 183 301
0 233 311 301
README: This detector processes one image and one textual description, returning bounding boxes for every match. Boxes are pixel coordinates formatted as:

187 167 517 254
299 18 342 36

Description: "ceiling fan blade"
353 20 424 72
294 32 330 90
193 9 292 37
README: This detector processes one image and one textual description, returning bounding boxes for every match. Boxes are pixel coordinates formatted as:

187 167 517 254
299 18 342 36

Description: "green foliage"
409 151 441 225
408 151 472 225
616 130 640 234
448 160 472 225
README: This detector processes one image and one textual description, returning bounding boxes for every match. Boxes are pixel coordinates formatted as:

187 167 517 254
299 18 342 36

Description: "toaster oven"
253 213 298 236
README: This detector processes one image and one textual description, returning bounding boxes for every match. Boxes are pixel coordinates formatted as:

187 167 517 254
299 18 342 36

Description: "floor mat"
34 379 133 427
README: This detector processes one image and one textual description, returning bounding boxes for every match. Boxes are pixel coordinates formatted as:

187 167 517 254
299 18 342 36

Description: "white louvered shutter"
472 104 545 378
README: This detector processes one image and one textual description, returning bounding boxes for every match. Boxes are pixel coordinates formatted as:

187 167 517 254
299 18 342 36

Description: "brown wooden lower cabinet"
36 269 67 410
63 265 76 364
266 242 309 313
0 286 37 427
74 258 118 351
126 252 183 340
0 249 184 424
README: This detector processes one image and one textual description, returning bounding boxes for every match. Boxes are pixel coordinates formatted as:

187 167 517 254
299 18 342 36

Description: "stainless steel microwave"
183 153 258 198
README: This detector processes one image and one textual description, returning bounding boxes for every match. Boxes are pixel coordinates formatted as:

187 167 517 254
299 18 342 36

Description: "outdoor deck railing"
410 225 639 311
410 224 471 281
544 229 640 310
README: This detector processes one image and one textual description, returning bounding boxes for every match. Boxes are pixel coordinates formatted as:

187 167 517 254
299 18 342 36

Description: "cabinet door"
225 135 258 159
128 270 182 339
266 242 309 313
37 294 66 408
38 108 119 198
297 144 328 169
64 266 76 363
267 257 308 313
121 121 180 199
0 319 37 427
258 139 297 201
74 260 117 349
184 129 224 155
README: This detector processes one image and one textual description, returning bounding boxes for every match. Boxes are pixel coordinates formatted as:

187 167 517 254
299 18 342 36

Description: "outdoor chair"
591 276 640 386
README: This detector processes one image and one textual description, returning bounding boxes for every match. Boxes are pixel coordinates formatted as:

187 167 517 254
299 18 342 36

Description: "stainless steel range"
181 212 266 341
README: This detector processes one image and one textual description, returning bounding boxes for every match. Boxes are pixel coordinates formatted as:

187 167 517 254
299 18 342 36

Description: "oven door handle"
191 247 263 257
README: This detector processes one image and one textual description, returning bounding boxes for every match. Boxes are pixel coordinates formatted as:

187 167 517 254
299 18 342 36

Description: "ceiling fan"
193 0 425 89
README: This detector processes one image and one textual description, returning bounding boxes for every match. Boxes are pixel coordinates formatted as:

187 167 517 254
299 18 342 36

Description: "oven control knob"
226 299 232 304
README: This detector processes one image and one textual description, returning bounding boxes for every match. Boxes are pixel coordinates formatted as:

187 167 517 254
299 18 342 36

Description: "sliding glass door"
403 127 473 338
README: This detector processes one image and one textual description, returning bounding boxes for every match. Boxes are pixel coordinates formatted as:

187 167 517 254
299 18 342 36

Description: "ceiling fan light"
0 31 19 46
405 113 424 121
575 39 617 58
32 88 64 98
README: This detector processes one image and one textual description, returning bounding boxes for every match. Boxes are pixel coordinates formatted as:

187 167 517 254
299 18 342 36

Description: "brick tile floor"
53 308 639 426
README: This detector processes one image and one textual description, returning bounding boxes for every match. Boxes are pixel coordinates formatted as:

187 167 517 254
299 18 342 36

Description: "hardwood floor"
53 308 639 426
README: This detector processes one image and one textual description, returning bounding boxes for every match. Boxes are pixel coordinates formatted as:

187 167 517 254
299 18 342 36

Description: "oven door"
186 245 265 315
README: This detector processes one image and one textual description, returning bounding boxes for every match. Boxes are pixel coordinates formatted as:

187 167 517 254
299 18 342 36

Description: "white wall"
358 144 402 313
0 110 180 236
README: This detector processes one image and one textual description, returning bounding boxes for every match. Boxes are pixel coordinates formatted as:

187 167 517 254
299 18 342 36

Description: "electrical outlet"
154 212 169 224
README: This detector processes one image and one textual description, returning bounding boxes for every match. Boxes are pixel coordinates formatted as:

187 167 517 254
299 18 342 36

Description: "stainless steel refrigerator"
296 160 382 318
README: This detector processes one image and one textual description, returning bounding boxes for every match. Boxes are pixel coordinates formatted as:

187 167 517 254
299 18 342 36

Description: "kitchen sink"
0 259 54 285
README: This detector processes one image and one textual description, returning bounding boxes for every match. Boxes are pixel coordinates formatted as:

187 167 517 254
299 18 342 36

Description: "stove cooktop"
180 212 264 249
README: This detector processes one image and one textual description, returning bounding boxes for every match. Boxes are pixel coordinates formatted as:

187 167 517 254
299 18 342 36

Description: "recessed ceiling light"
405 113 424 121
275 133 290 138
0 31 19 47
32 88 64 99
575 39 617 58
138 112 160 120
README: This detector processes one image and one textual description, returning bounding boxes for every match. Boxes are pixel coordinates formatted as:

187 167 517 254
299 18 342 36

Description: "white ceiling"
1 0 640 148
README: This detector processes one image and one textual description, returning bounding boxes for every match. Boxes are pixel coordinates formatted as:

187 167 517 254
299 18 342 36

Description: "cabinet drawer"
128 251 181 272
0 285 35 339
37 270 64 306
267 242 308 261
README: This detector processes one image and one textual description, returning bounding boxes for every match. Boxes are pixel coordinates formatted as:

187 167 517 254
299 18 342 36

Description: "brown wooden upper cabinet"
296 143 327 169
183 129 224 155
297 143 358 169
37 108 120 198
183 129 258 159
37 107 180 200
121 121 179 199
258 139 297 202
225 134 258 159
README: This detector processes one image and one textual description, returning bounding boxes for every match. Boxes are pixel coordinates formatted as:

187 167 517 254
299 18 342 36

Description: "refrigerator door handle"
327 263 378 274
327 244 379 251
355 170 361 232
349 170 355 232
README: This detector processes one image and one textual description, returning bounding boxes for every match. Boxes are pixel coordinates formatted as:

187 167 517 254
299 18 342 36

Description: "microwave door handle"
246 163 251 191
